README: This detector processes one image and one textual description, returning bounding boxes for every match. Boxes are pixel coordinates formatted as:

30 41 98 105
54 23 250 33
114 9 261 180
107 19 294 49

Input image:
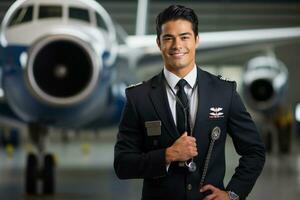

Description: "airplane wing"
121 27 300 65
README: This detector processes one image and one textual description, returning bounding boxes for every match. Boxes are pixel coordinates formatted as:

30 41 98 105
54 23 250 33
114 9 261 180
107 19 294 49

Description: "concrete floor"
0 128 299 200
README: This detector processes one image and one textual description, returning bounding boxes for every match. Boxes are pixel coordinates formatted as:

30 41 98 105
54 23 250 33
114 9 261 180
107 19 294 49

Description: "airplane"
0 0 300 195
242 54 292 153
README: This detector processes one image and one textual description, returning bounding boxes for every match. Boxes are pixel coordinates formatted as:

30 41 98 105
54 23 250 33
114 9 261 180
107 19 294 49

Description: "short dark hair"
156 5 198 39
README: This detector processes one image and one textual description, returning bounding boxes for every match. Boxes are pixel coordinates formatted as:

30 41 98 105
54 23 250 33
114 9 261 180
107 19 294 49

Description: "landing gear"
25 153 38 194
25 123 56 195
43 154 55 194
277 127 291 154
262 125 291 154
264 130 273 153
275 108 292 154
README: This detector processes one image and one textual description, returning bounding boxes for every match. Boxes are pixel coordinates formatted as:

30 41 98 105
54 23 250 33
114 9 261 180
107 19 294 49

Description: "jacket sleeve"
226 82 266 199
114 89 167 179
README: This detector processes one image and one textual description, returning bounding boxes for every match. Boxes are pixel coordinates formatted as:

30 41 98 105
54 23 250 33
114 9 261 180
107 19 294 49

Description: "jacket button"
187 184 192 191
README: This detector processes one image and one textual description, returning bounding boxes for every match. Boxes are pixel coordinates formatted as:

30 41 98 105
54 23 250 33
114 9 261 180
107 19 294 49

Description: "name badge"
145 120 161 136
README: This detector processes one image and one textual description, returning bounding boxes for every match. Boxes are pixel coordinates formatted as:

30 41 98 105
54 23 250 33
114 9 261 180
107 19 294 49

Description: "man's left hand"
200 184 229 200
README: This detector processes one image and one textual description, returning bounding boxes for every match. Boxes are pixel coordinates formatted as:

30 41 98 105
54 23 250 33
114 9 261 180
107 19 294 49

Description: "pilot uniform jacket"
114 67 265 200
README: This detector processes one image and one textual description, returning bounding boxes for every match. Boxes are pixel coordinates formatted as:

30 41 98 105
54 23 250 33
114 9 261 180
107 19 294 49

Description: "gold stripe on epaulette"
126 82 143 89
218 75 233 82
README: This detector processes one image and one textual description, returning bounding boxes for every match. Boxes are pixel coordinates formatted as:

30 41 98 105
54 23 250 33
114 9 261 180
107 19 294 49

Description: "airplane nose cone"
54 64 68 79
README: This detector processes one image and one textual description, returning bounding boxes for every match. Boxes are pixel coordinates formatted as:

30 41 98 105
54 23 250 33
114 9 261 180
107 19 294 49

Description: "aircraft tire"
43 154 55 194
25 153 38 194
264 131 272 153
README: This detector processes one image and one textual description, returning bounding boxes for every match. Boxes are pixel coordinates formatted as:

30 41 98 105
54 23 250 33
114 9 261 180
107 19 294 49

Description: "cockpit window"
39 6 63 19
95 12 108 31
69 7 90 23
8 6 33 27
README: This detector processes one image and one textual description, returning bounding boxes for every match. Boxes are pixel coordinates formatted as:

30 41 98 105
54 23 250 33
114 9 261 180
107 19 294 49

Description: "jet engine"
26 35 100 106
242 56 288 114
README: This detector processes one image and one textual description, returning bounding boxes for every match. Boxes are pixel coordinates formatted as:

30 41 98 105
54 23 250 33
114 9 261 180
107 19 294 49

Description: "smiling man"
114 5 265 200
158 19 198 77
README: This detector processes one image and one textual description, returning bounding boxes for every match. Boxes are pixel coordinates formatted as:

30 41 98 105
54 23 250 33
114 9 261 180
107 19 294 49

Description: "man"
114 5 265 200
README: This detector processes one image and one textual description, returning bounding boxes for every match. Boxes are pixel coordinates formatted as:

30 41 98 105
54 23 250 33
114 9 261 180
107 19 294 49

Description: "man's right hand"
165 132 198 164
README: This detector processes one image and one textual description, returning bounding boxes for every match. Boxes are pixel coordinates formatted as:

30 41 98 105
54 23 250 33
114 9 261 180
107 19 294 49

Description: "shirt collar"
163 65 197 90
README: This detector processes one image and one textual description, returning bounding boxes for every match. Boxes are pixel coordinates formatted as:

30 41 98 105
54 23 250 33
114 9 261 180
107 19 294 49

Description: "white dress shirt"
163 65 198 133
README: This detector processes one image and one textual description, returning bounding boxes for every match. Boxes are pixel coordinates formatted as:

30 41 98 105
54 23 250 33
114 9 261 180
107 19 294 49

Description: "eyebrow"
179 32 192 37
162 32 193 38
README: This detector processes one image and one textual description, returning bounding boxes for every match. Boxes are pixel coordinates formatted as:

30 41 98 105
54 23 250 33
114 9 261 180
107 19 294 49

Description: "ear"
156 37 161 50
196 35 200 47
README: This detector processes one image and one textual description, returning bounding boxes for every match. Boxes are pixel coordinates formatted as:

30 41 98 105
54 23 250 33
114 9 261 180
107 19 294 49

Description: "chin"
173 63 189 69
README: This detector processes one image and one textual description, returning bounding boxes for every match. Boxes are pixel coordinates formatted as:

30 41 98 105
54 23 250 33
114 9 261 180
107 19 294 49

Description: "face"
157 19 199 76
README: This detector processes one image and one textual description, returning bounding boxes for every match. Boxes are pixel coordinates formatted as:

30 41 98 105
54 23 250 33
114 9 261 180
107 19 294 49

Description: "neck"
166 64 195 78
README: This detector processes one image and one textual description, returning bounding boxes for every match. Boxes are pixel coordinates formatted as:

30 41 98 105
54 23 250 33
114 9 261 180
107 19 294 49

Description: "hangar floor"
0 127 299 200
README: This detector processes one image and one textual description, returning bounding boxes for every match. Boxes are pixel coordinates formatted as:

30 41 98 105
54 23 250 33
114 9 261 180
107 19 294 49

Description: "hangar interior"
0 0 300 199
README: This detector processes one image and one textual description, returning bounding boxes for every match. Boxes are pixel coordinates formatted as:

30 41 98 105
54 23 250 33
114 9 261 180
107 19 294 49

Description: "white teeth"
170 53 185 56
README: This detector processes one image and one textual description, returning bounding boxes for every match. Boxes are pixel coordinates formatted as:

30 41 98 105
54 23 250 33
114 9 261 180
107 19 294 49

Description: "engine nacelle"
242 56 288 113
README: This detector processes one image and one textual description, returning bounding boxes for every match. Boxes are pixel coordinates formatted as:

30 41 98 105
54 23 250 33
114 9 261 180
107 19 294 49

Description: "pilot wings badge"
209 107 224 119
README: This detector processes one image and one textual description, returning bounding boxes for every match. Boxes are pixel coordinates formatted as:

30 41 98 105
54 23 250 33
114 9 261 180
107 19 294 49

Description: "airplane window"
69 7 90 23
39 6 62 19
8 6 33 27
95 12 108 31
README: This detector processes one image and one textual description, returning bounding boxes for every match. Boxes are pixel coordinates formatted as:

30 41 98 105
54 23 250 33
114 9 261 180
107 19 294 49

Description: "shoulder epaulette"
126 82 143 89
217 75 234 82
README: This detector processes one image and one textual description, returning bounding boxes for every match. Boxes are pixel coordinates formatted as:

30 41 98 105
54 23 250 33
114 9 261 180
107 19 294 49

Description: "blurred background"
0 0 300 199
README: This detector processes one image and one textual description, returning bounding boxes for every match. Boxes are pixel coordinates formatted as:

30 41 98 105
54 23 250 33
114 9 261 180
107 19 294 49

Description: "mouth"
169 52 187 58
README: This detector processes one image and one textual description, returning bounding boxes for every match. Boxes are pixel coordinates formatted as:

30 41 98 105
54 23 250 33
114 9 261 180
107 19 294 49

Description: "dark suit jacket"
114 67 265 200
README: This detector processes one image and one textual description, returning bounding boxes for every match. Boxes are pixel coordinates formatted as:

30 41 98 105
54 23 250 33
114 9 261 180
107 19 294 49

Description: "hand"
165 132 197 163
200 184 229 200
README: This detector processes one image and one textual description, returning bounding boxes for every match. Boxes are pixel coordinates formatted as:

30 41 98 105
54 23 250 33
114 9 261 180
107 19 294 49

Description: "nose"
172 37 182 50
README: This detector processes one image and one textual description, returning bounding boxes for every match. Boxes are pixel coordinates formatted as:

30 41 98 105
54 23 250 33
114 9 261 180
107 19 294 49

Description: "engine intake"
27 35 100 105
250 79 274 102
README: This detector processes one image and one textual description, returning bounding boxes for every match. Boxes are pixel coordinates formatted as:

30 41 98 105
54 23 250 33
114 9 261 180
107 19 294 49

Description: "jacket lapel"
149 72 179 140
193 67 213 142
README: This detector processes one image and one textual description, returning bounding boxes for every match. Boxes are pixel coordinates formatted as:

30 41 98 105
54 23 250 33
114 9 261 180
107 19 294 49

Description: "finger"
200 184 217 193
191 142 197 147
203 193 217 200
187 139 196 145
191 148 198 155
186 140 197 148
191 147 198 155
187 136 196 141
188 146 195 151
192 145 197 150
182 132 188 136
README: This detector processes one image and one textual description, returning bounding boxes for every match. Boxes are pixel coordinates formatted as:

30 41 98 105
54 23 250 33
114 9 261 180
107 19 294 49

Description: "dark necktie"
176 79 190 135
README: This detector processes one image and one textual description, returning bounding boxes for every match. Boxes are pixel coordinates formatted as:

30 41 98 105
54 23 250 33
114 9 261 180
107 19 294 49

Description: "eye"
181 36 190 40
163 37 172 41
